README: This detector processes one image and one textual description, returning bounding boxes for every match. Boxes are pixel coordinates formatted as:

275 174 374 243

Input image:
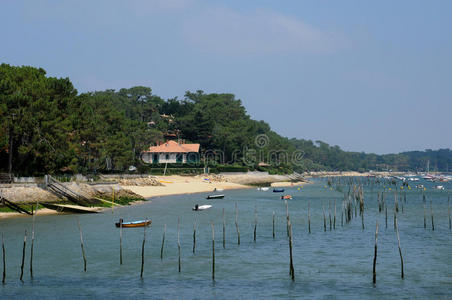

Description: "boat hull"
115 220 152 228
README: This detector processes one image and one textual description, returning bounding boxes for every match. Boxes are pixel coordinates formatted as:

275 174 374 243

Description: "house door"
153 154 159 163
176 154 183 163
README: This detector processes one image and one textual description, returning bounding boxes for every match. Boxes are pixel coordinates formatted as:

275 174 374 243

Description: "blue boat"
273 188 284 193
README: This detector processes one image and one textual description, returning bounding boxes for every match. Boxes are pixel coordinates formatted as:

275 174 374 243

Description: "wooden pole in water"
448 192 451 231
254 206 257 242
1 233 5 284
430 198 434 231
235 202 240 245
30 202 37 278
119 218 123 265
385 204 388 229
77 219 87 272
329 200 332 231
223 208 226 249
423 193 427 229
285 200 289 237
288 219 295 281
160 224 166 260
273 211 276 238
140 222 147 278
193 220 197 254
20 230 27 281
395 217 404 279
211 222 215 281
308 201 311 234
372 221 379 284
334 199 336 230
178 217 181 272
423 200 427 229
323 202 326 232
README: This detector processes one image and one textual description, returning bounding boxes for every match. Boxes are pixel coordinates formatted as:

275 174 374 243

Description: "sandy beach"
122 175 251 198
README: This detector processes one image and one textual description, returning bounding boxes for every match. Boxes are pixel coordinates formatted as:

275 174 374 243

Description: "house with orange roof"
141 140 200 164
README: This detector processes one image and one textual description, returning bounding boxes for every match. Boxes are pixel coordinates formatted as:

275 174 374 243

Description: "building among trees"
141 140 200 164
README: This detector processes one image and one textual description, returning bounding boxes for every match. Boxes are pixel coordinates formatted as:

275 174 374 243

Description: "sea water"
0 179 451 299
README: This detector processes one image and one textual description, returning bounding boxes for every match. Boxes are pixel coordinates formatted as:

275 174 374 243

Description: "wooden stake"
254 206 257 242
211 222 215 281
322 202 326 232
288 219 295 281
119 218 123 265
423 201 427 229
193 219 197 254
222 208 226 249
272 211 276 238
160 224 166 260
30 202 37 278
395 217 404 279
448 192 451 231
1 233 5 284
430 198 434 231
140 221 147 278
20 230 27 281
373 221 379 284
178 217 181 272
329 200 332 231
385 204 388 229
77 219 87 272
235 202 240 245
334 199 336 230
285 200 289 237
308 201 311 234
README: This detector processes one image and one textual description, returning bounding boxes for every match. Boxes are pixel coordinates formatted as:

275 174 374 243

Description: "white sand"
122 175 250 198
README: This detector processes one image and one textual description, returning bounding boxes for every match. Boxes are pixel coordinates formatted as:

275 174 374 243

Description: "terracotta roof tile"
146 140 200 153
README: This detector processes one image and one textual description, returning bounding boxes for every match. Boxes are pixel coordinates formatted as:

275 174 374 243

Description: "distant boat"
408 177 419 181
206 194 225 199
416 184 425 189
434 185 445 190
213 188 224 192
273 188 284 193
193 204 212 211
281 195 292 200
257 187 269 191
115 219 151 228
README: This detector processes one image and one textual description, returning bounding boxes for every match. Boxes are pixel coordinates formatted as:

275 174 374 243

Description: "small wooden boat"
193 204 212 211
115 219 151 228
273 188 285 193
206 194 225 199
281 195 292 200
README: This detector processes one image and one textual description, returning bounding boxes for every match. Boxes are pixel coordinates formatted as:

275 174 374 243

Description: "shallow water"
0 179 451 299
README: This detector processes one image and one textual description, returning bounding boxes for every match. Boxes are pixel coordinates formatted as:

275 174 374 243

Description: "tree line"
0 64 450 176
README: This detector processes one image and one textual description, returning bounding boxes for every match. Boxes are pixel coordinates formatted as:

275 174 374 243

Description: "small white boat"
434 185 445 190
416 184 425 189
257 187 269 191
213 188 224 192
193 204 212 211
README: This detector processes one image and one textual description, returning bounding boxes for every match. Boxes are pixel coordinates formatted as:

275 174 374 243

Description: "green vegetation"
1 64 451 175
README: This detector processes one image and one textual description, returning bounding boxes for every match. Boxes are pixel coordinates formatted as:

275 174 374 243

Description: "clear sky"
1 0 451 154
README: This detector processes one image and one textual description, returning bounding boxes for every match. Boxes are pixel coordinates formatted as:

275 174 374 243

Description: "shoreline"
0 173 310 218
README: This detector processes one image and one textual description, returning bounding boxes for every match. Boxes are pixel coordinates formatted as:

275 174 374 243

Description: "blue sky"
1 0 451 154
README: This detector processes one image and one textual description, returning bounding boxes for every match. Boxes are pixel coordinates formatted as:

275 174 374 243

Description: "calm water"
0 179 451 299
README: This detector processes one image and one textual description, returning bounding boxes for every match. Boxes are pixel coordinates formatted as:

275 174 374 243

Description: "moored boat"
115 219 151 228
193 204 212 211
281 195 292 200
273 188 284 193
206 194 225 199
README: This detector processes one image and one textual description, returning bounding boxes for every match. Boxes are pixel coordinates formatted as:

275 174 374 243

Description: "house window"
165 154 169 160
